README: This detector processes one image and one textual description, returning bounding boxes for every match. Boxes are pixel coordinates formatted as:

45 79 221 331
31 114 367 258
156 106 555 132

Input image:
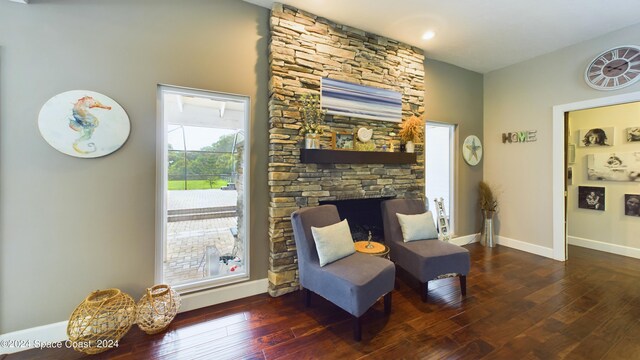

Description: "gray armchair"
381 199 470 302
291 205 395 341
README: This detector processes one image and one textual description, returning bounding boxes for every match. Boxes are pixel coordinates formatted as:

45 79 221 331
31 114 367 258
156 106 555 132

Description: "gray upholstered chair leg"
384 292 392 315
304 288 312 307
420 282 428 302
459 275 467 296
353 316 362 341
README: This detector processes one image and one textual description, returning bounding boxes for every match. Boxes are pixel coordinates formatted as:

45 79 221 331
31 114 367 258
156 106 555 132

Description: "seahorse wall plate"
38 90 130 158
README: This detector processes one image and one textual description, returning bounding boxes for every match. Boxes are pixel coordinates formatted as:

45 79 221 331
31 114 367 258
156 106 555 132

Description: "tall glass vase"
481 210 496 247
305 133 320 149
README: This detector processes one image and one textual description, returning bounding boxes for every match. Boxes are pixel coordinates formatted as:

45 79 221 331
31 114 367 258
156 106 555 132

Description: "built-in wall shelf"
299 149 417 164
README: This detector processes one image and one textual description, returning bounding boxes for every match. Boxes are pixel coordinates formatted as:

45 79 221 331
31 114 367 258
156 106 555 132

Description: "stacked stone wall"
267 3 426 296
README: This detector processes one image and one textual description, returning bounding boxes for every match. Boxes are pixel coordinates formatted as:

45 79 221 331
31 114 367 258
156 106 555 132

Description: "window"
425 122 455 234
157 85 250 293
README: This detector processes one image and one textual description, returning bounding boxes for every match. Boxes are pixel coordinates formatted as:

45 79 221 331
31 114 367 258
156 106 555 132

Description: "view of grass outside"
168 179 228 190
168 133 240 191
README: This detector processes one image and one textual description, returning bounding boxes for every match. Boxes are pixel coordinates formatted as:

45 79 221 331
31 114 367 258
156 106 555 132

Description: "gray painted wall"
0 0 270 333
0 1 485 333
484 23 640 250
424 60 484 236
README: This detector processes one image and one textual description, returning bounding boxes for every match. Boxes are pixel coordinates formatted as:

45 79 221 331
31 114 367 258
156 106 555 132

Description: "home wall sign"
502 130 537 143
38 90 130 158
320 78 402 122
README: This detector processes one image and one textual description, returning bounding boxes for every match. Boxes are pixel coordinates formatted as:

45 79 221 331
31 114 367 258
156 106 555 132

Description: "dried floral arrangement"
479 181 498 211
299 93 326 135
398 115 424 142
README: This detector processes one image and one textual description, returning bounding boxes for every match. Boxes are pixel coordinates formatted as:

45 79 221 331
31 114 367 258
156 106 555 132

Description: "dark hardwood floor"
5 244 640 359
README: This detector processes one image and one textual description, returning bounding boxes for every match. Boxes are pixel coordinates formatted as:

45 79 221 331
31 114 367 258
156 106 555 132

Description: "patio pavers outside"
163 189 241 285
168 189 237 210
163 216 238 285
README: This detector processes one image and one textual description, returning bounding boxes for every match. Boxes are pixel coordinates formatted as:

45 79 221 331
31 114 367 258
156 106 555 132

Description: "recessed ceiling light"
422 31 435 40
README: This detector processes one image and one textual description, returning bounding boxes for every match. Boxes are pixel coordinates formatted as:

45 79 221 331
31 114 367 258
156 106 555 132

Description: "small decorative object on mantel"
399 115 424 153
67 288 136 354
354 127 376 151
479 181 497 247
389 131 397 152
357 127 373 143
333 131 355 150
136 284 182 335
38 90 130 158
299 93 326 149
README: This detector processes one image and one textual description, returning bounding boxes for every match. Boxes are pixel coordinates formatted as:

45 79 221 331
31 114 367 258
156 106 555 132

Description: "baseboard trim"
0 278 268 355
568 236 640 260
0 321 68 354
180 278 268 313
497 235 554 259
450 233 479 246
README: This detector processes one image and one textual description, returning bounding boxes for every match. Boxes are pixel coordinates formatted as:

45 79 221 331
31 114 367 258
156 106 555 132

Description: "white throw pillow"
396 211 438 242
311 219 356 267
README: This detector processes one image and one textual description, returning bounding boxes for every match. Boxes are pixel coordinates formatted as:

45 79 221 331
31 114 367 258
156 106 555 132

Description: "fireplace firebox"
319 196 396 243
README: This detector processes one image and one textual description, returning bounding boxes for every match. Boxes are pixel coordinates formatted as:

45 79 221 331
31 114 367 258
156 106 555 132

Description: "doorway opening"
157 85 250 293
425 122 456 234
565 102 640 260
552 91 640 261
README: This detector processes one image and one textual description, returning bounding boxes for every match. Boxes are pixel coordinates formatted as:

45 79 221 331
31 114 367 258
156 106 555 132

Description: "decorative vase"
405 140 415 153
305 133 320 149
481 210 496 247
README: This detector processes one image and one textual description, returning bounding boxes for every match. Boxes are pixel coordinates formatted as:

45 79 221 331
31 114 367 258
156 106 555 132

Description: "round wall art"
462 135 483 166
38 90 130 158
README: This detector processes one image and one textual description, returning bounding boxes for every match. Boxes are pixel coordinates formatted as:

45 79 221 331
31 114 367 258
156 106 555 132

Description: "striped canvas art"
321 78 402 122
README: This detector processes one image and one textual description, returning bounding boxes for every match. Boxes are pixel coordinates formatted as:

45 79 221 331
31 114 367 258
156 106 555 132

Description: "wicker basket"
136 284 181 334
67 288 136 354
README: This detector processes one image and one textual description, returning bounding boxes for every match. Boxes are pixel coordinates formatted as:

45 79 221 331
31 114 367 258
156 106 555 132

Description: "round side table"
354 241 390 258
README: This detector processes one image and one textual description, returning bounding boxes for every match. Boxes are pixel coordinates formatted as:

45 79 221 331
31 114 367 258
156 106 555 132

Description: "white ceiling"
244 0 640 73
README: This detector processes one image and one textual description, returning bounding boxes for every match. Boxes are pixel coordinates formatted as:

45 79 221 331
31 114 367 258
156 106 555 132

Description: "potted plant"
299 93 326 149
398 115 424 153
478 181 498 247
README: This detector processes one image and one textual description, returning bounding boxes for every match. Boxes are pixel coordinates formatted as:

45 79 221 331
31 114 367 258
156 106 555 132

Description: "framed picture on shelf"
332 131 355 150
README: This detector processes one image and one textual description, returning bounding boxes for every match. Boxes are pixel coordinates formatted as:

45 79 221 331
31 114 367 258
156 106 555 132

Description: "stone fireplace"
267 3 426 296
